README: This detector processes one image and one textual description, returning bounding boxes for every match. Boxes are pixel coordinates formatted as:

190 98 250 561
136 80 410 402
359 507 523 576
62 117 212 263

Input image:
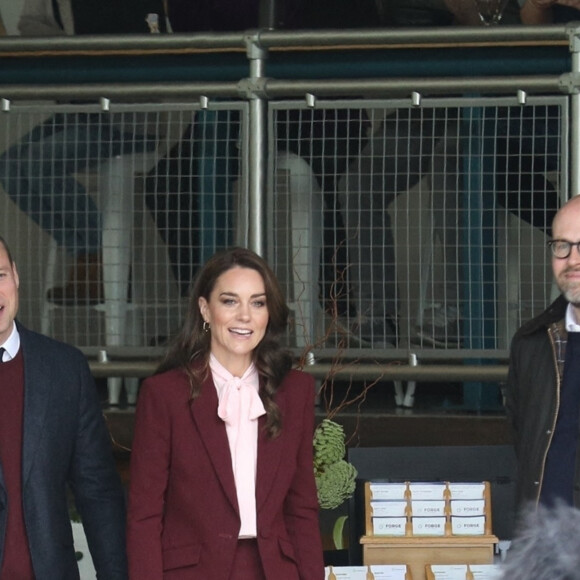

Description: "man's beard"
558 275 580 306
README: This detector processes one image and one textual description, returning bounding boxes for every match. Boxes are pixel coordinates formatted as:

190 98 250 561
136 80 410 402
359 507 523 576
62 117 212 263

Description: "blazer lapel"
256 387 286 511
190 375 239 514
20 329 52 487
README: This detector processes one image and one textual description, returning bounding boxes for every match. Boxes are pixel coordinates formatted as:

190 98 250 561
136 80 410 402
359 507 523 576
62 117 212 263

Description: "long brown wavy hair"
157 247 292 438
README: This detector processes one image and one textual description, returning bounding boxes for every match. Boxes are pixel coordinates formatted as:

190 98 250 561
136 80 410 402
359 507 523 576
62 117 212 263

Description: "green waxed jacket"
505 294 580 511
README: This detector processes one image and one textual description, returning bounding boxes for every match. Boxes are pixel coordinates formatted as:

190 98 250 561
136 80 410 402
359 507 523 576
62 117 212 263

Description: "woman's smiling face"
198 266 269 375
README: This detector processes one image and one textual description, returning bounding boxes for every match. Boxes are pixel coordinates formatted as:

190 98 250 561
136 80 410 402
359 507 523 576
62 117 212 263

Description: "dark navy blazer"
0 322 127 579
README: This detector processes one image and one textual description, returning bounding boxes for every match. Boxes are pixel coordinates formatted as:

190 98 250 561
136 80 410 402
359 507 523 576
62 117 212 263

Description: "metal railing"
1 24 578 385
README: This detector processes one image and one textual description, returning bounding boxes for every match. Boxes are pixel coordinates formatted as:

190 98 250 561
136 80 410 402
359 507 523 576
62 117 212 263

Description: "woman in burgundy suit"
127 247 324 579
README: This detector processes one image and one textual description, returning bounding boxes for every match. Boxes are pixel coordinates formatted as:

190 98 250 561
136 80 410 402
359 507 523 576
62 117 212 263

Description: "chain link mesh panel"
268 96 565 356
0 101 246 352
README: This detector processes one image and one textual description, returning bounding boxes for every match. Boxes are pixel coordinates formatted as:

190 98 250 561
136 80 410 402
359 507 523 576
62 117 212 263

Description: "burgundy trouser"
228 539 267 580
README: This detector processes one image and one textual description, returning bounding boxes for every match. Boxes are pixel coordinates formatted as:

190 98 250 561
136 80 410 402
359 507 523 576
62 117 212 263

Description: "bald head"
551 196 580 311
552 195 580 236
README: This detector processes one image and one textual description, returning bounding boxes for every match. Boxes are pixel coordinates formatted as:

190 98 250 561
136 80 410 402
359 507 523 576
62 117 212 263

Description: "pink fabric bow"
217 374 266 425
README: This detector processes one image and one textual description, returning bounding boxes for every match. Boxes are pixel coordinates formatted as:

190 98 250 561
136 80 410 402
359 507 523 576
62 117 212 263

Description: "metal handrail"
0 25 572 55
88 359 508 383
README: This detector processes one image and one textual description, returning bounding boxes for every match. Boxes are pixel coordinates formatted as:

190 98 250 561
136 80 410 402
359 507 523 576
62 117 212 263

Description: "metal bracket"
558 72 580 95
237 77 268 99
566 23 580 54
244 30 268 61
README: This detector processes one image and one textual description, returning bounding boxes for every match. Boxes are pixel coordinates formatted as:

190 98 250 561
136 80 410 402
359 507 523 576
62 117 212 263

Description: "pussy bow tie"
217 375 266 425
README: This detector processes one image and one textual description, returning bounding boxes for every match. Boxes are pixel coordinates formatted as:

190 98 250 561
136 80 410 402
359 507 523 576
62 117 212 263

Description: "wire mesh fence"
0 100 246 351
268 95 565 357
0 92 567 359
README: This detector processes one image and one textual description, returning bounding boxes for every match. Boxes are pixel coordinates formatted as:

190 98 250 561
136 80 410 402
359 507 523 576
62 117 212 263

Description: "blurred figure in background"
519 0 580 23
337 0 521 348
494 0 578 236
148 0 374 309
145 0 307 299
0 0 163 306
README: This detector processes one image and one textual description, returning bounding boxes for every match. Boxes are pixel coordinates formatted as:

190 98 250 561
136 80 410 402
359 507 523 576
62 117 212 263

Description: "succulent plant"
313 419 357 510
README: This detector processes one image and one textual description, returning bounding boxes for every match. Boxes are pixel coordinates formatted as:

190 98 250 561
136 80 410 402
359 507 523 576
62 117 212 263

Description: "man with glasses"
506 194 580 513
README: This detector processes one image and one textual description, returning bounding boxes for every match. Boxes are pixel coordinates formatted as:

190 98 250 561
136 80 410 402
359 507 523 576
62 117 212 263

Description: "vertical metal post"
258 0 278 29
461 104 501 411
245 33 268 256
569 26 580 197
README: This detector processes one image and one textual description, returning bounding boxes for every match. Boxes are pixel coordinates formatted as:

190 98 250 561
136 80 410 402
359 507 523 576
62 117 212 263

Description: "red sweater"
0 349 35 579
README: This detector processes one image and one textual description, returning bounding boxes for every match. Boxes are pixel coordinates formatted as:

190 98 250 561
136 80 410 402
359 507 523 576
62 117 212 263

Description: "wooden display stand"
360 482 498 580
325 565 413 579
425 564 500 580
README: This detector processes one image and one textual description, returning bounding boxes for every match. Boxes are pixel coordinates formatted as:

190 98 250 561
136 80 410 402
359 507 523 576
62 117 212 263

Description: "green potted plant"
313 418 358 564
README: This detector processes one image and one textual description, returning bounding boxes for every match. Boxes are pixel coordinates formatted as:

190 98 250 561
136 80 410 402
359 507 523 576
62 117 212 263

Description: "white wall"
1 0 24 35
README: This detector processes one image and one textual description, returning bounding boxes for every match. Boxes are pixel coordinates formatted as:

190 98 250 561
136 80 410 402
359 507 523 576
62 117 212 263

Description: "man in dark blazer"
0 234 127 579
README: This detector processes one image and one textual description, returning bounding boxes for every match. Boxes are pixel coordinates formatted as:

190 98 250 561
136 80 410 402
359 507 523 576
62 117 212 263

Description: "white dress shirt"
0 323 20 362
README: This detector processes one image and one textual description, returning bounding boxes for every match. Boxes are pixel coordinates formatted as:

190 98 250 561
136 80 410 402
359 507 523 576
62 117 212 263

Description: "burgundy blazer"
127 365 324 579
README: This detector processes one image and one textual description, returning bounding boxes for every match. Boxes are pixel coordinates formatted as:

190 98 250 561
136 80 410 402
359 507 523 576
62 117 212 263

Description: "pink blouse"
210 354 265 538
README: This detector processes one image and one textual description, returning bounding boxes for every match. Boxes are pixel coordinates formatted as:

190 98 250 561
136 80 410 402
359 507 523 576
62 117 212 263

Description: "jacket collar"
519 294 568 337
189 363 287 516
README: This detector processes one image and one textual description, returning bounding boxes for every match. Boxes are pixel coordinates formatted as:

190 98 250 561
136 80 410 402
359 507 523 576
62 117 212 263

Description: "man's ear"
13 261 20 289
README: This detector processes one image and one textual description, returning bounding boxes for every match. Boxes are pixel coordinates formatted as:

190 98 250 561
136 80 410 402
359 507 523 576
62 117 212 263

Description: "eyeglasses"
547 239 580 259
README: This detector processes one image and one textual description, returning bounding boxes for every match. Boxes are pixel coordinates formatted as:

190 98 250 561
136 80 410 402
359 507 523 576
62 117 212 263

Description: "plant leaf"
332 515 348 550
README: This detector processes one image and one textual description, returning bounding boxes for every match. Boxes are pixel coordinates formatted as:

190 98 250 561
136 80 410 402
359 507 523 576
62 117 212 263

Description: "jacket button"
546 429 552 435
534 481 540 486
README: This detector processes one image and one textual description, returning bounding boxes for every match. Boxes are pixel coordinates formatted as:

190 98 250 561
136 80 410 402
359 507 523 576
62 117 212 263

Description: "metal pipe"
246 33 268 255
568 28 580 194
0 33 248 54
261 76 566 98
309 363 507 382
257 25 570 49
0 74 564 103
0 25 570 55
258 0 278 30
88 360 508 382
0 82 241 101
